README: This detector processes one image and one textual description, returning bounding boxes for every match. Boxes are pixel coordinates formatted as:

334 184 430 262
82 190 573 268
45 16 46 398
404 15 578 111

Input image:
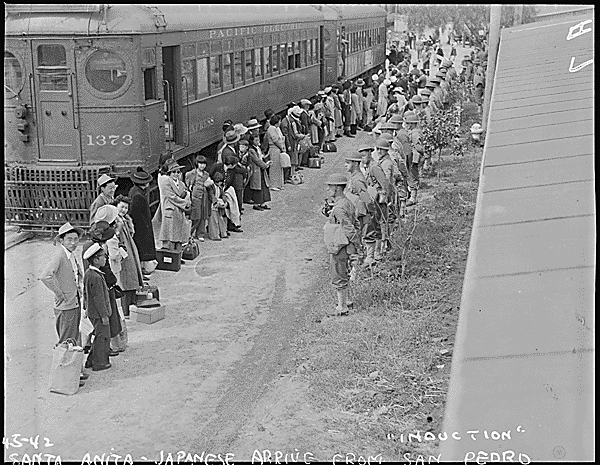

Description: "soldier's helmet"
325 173 349 185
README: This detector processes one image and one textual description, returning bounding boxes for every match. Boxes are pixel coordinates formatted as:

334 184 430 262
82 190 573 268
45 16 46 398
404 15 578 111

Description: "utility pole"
481 4 501 136
513 4 524 26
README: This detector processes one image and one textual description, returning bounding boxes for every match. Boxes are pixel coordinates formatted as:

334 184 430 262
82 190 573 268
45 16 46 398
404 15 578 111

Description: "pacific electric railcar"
4 4 386 229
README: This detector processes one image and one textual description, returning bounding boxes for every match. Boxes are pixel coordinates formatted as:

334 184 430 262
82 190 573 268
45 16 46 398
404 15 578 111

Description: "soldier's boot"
374 240 383 262
363 241 377 266
406 189 418 206
335 289 350 315
399 200 406 218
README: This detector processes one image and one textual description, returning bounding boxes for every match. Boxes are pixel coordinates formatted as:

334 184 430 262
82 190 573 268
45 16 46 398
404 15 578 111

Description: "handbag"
182 239 200 260
49 338 84 395
280 152 291 168
323 142 337 153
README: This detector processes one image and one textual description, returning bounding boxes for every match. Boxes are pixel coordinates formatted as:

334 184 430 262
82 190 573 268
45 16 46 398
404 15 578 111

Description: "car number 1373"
86 134 133 146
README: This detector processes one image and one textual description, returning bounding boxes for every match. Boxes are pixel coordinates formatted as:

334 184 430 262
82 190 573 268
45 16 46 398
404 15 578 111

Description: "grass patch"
296 145 483 458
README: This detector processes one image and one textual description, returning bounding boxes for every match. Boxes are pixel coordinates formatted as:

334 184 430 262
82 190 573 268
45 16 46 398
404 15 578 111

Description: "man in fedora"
40 222 87 383
128 167 157 274
218 129 240 164
322 173 359 316
90 174 117 225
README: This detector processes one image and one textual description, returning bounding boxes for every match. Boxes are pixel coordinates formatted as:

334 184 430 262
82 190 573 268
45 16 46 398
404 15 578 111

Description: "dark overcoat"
128 184 156 262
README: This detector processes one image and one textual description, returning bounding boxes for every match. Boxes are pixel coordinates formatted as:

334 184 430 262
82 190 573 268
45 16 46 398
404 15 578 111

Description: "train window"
4 51 23 98
271 45 279 73
143 67 157 101
294 42 300 69
368 30 372 47
37 44 68 91
196 58 209 97
85 50 127 93
209 55 222 93
244 50 253 82
301 40 307 67
233 51 243 84
254 49 262 79
281 44 289 72
311 39 318 64
223 53 233 88
182 59 196 103
264 47 271 75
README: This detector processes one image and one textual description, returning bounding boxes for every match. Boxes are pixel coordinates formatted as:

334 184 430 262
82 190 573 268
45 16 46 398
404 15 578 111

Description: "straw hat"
300 99 312 107
383 78 391 86
233 123 248 135
358 146 374 153
83 242 104 261
165 159 184 173
355 78 365 86
246 118 261 130
371 74 379 81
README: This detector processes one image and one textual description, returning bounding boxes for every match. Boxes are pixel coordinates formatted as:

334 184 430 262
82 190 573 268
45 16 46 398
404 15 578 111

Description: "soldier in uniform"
344 154 372 274
403 112 424 206
372 137 395 258
322 173 360 316
472 59 486 104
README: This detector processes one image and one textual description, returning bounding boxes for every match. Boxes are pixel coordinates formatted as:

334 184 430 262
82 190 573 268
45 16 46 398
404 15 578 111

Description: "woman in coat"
128 167 156 274
112 195 144 318
184 154 211 241
243 139 272 210
350 86 361 134
158 159 191 251
377 79 390 117
266 114 286 190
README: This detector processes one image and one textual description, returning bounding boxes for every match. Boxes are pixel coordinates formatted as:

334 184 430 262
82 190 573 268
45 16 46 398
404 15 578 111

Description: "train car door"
161 46 182 151
31 40 81 163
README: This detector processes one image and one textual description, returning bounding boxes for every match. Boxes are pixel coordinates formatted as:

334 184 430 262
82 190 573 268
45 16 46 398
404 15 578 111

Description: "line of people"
322 56 463 317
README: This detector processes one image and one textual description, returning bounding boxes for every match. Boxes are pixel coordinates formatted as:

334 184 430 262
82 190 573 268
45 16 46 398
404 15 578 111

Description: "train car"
319 4 387 86
440 9 594 462
4 4 324 229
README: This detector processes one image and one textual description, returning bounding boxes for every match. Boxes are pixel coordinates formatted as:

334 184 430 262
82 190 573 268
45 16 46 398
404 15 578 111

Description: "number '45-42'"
86 134 133 146
3 434 54 449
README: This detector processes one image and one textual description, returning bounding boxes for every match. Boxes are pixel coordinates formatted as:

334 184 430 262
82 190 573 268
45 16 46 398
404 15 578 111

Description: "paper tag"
164 257 172 263
147 293 153 299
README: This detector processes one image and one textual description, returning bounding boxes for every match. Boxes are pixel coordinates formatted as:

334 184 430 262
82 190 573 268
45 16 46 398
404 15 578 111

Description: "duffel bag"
323 142 337 153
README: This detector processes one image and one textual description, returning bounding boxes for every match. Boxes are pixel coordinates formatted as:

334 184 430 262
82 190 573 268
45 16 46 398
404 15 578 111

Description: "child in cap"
82 243 112 372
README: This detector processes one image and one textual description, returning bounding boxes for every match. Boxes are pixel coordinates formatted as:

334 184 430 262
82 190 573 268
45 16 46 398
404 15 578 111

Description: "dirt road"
4 130 378 463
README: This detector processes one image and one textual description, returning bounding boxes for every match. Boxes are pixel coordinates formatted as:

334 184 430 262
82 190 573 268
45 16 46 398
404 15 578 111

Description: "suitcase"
182 240 200 260
130 304 166 324
136 285 160 305
307 157 321 169
156 249 182 272
323 142 337 153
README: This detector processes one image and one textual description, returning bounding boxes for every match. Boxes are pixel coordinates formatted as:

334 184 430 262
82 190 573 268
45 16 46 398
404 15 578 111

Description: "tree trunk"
437 147 442 183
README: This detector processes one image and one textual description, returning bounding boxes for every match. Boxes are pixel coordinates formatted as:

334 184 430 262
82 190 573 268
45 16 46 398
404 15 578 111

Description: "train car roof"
4 4 324 35
440 9 594 462
319 4 387 21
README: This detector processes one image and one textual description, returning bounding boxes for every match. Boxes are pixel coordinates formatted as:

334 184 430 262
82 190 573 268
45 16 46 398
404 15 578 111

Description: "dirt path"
4 130 377 463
